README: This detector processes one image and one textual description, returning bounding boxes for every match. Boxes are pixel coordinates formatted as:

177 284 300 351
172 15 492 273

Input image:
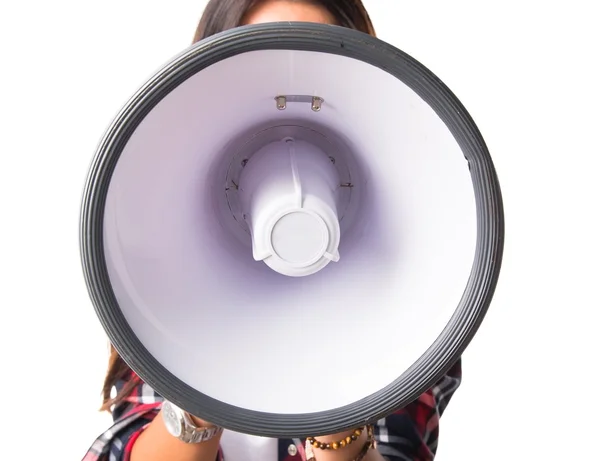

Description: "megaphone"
80 22 503 438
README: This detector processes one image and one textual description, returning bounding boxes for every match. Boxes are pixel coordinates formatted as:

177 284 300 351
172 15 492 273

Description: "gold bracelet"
307 426 364 450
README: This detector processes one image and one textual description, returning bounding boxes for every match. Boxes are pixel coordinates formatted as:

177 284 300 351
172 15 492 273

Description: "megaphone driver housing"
80 22 504 437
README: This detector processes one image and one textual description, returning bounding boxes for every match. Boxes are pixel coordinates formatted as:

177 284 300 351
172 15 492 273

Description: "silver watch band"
181 411 223 443
163 400 223 444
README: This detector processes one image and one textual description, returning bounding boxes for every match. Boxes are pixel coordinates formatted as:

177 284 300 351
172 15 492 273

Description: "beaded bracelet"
305 425 375 461
307 426 365 450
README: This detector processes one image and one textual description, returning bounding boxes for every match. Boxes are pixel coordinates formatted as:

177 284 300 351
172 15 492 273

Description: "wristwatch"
162 400 223 444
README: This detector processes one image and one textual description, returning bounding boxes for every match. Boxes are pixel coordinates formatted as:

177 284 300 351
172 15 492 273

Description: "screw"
276 96 287 110
311 97 323 112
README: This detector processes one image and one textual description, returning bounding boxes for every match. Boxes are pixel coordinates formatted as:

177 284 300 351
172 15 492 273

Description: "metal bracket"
275 95 324 112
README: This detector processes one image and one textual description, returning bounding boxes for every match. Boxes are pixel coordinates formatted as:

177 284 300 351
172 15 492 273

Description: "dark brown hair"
193 0 375 42
101 0 376 413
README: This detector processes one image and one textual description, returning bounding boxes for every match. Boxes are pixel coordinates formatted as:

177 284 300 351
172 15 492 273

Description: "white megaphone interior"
236 135 342 277
103 48 477 415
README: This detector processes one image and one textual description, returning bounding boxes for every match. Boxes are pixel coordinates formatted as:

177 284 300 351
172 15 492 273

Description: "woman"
84 1 462 460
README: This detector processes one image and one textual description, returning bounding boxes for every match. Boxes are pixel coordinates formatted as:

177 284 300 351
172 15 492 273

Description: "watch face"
162 402 183 437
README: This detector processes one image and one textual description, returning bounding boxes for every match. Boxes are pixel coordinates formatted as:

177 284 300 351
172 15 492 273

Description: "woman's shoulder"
84 371 164 460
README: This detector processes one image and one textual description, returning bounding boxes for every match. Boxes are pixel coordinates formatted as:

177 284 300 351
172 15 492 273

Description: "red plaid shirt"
84 358 461 461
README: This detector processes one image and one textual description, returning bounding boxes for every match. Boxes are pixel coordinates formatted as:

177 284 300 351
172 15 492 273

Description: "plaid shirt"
84 358 461 461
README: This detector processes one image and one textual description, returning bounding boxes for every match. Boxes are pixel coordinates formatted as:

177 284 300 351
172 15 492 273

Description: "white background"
1 0 598 459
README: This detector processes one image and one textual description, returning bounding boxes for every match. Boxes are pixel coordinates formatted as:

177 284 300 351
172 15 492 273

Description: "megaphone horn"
80 22 504 438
